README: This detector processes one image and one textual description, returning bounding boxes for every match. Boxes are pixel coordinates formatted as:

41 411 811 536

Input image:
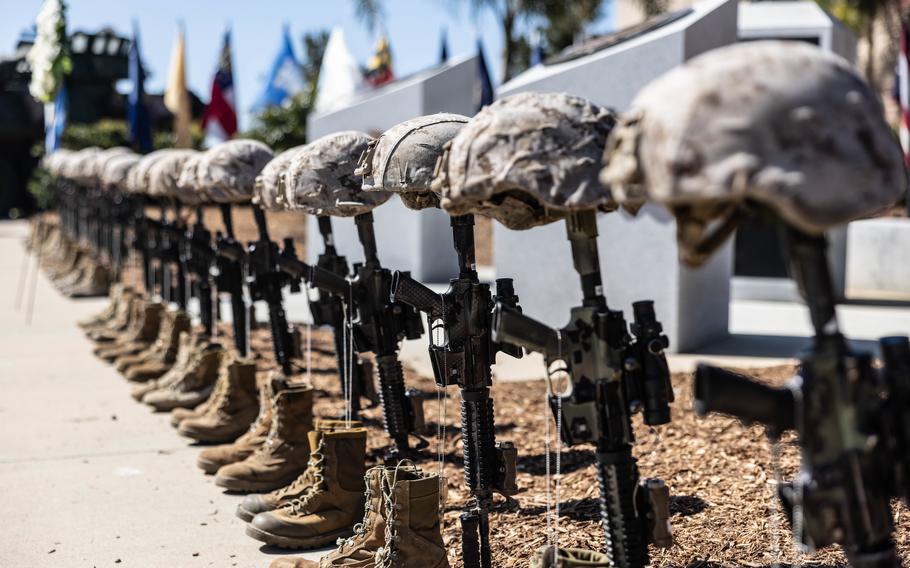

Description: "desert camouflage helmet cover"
175 152 211 205
42 149 74 177
101 152 141 190
435 92 617 229
357 113 469 210
286 131 390 216
84 147 133 186
198 139 274 203
601 40 906 263
127 149 184 195
253 146 306 211
147 150 199 199
60 147 101 184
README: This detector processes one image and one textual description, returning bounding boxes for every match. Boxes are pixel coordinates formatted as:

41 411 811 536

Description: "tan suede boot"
115 308 184 373
530 546 612 568
142 341 224 410
196 378 273 474
214 377 314 492
64 261 110 297
236 419 364 522
87 292 139 342
168 350 238 427
131 331 195 401
95 301 163 361
121 310 192 382
245 426 367 548
286 464 449 568
177 356 258 443
78 284 129 330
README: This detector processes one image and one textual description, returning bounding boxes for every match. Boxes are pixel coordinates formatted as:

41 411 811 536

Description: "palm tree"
634 0 669 17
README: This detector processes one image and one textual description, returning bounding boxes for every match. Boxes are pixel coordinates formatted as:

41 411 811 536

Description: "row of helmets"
46 41 906 267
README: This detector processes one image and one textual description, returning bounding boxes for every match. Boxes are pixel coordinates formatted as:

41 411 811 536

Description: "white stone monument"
305 55 479 281
495 0 738 352
733 1 857 302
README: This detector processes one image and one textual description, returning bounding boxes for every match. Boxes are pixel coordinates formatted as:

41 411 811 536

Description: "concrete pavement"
0 220 322 568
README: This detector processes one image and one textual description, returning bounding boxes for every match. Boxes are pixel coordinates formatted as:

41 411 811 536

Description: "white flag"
314 27 363 114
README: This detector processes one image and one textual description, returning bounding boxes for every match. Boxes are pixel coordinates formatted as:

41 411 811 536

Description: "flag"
44 82 67 154
253 25 306 112
165 23 192 148
896 16 910 167
530 29 544 67
364 34 394 87
127 26 153 154
439 29 449 64
314 27 363 114
474 38 493 113
202 29 238 142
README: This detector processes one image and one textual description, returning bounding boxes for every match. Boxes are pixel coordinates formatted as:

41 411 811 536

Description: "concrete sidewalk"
0 220 321 568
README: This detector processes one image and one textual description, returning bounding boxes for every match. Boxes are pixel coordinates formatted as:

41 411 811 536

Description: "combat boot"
115 308 179 372
78 284 128 330
196 377 273 474
94 301 163 361
214 377 314 492
130 331 195 401
245 426 367 548
65 261 111 298
284 464 449 568
529 546 612 568
177 356 259 444
86 290 137 341
168 350 238 427
236 419 364 521
142 340 224 410
121 310 191 381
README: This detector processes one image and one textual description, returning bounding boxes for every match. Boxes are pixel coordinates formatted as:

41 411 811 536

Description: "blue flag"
439 29 449 64
128 26 153 154
45 83 68 154
474 39 493 113
252 25 305 112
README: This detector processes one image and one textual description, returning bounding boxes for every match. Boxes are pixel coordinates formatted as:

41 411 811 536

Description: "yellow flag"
165 26 192 148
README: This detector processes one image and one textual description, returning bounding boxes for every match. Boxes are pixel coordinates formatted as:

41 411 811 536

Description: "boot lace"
285 437 327 514
336 471 375 550
375 463 414 568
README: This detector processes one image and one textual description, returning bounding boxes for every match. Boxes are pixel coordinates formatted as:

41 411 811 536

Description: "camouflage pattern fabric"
357 113 469 211
436 92 617 229
285 131 390 217
197 139 274 204
253 146 307 211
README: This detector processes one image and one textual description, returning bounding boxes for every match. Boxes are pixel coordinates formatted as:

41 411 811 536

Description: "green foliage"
243 31 329 152
59 118 202 151
243 94 312 151
27 166 55 210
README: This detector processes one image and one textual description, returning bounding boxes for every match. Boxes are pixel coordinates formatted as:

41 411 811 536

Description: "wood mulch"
256 326 910 568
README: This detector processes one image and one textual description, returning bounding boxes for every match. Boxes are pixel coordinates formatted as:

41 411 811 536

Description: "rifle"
307 211 425 460
159 201 188 309
491 210 673 568
277 216 377 415
213 204 250 357
247 205 295 374
391 213 521 568
694 221 907 568
184 206 217 336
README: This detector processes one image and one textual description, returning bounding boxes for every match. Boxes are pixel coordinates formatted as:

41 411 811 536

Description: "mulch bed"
257 326 910 568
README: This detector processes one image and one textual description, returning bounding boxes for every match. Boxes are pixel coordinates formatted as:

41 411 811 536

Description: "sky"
1 0 616 130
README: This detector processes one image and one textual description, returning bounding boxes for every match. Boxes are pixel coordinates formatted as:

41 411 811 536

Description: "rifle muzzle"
693 364 795 437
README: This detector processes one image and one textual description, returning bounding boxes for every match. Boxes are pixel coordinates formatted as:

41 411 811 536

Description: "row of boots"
31 221 111 297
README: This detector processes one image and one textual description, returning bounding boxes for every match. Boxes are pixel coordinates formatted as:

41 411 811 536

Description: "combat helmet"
357 113 469 210
435 92 617 229
43 149 74 178
175 152 210 206
601 40 906 266
61 147 101 185
285 131 390 216
128 150 184 195
147 150 198 200
198 139 274 203
100 152 141 191
85 147 132 187
253 146 306 211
